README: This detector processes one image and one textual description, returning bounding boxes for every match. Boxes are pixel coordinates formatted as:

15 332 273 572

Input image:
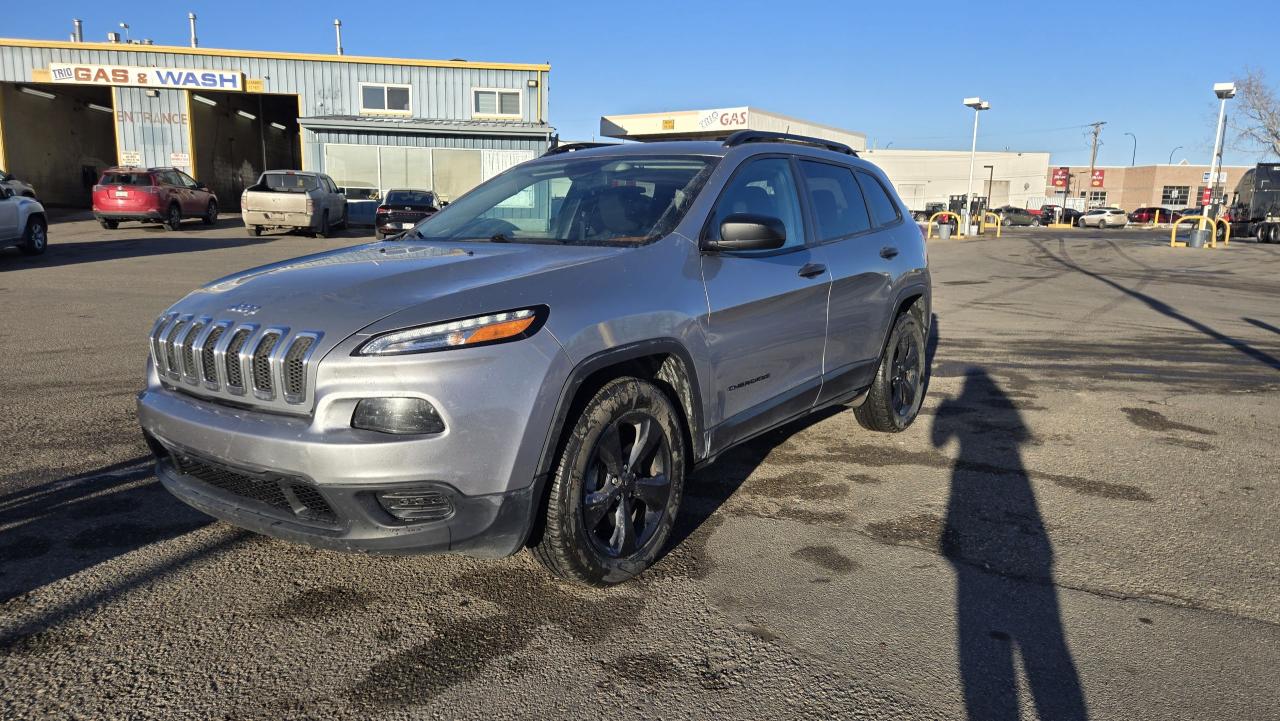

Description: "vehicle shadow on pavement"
0 457 213 605
666 315 941 570
933 369 1089 720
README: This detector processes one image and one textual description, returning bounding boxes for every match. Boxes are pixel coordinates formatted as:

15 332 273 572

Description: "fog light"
376 489 454 521
352 397 445 435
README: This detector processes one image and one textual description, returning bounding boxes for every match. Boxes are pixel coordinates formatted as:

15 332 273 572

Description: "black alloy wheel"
581 412 672 558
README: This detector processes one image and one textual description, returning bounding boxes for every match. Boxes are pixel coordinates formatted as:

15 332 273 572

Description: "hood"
167 241 622 348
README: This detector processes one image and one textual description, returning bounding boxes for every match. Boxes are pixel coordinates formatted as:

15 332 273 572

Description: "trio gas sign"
47 63 244 91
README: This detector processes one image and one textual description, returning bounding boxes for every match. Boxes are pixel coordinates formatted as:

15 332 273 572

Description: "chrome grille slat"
252 331 283 398
150 315 321 409
179 321 206 383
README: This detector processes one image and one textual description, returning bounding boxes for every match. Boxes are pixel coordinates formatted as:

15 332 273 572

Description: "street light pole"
1124 132 1137 166
1168 146 1182 164
962 97 990 233
1207 82 1235 210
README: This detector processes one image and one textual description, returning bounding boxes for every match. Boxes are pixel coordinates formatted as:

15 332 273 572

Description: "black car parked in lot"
375 189 439 239
1039 204 1082 225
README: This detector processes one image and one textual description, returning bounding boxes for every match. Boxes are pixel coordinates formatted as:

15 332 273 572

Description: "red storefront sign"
1091 169 1105 187
1202 186 1213 204
1051 167 1070 187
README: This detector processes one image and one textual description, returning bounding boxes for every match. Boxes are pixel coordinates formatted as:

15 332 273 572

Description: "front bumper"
149 440 534 557
136 328 571 557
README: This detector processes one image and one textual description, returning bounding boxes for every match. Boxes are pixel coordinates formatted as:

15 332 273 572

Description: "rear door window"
264 173 320 192
797 160 871 241
855 172 902 227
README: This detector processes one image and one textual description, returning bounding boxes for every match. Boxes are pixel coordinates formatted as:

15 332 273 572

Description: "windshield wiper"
489 233 512 243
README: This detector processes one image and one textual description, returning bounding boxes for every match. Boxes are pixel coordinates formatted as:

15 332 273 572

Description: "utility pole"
1085 121 1106 208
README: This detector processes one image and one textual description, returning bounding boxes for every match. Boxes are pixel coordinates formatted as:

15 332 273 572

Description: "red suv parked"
93 167 219 230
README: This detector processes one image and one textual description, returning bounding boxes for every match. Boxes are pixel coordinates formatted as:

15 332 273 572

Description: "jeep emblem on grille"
226 303 262 316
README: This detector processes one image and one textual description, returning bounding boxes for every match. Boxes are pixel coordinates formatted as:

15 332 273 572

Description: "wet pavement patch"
270 586 375 619
1122 407 1217 435
791 545 858 575
349 566 645 708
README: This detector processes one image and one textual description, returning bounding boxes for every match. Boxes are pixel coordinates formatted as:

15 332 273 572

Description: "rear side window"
386 190 436 206
263 173 320 192
855 172 902 227
798 160 871 241
101 172 153 186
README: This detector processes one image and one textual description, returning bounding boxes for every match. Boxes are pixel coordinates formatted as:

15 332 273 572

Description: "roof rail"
723 130 858 156
542 142 617 157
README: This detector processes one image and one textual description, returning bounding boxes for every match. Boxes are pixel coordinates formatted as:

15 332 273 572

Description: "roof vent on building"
106 31 121 43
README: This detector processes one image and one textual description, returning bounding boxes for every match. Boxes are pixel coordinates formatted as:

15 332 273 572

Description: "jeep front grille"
149 314 322 410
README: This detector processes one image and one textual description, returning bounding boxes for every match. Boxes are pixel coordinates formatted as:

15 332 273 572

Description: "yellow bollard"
926 211 963 240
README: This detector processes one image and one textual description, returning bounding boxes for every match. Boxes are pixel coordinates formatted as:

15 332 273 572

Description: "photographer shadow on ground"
932 368 1089 721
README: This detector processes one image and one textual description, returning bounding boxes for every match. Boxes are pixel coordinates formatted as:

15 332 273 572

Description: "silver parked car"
0 168 36 199
1078 207 1129 228
0 184 47 255
138 132 932 585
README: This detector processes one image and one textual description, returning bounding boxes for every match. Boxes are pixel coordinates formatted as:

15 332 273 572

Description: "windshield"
407 154 718 246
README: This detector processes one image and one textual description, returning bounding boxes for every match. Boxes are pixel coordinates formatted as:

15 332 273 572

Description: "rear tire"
247 225 263 237
163 203 182 231
99 219 118 230
855 311 927 433
531 377 686 586
375 231 386 240
1269 224 1280 244
18 217 47 255
203 200 217 225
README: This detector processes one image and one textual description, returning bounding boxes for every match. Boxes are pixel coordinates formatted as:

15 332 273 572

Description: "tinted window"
177 171 199 188
101 172 153 186
263 173 320 192
157 171 184 186
387 86 410 112
709 157 805 251
798 160 871 241
855 172 901 227
361 86 384 111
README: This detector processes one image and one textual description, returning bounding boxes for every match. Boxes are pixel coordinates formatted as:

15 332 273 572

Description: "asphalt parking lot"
2 217 1277 720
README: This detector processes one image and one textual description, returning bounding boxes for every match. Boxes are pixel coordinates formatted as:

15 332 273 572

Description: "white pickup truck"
241 170 347 238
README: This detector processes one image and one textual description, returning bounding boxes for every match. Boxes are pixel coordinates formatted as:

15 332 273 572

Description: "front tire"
532 377 687 586
18 217 47 255
855 311 927 433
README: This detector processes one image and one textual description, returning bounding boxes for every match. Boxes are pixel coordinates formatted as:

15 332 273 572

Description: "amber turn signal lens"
450 315 536 346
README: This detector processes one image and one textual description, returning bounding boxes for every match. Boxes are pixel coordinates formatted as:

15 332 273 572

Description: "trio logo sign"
47 63 244 91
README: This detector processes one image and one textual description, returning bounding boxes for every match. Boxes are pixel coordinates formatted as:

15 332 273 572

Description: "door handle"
879 246 899 259
798 263 826 279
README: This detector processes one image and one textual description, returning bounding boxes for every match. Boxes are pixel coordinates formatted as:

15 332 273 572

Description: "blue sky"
9 0 1273 166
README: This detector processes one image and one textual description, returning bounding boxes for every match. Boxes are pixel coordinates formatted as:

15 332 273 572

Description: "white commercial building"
599 107 1050 213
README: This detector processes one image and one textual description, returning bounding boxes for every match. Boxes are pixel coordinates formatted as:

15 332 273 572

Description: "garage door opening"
189 91 299 209
0 82 116 207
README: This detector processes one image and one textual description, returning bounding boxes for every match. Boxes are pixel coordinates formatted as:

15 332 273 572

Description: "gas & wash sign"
47 63 244 91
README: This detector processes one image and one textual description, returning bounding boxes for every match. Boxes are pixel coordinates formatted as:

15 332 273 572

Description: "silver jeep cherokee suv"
138 131 931 586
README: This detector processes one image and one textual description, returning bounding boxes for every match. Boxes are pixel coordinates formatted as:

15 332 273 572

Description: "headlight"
355 307 545 356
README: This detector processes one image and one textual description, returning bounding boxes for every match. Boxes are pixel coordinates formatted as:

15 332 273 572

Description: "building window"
1088 190 1107 206
1161 185 1190 206
472 88 521 118
359 83 411 115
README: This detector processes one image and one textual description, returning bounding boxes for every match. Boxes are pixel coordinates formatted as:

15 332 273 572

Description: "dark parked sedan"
1039 205 1082 225
375 189 439 239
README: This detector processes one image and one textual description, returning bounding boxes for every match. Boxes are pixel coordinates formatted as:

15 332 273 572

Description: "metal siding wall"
113 86 189 167
0 46 543 122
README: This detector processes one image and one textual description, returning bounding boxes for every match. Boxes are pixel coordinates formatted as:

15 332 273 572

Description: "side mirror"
195 182 208 190
0 186 12 200
336 187 346 195
704 213 787 252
